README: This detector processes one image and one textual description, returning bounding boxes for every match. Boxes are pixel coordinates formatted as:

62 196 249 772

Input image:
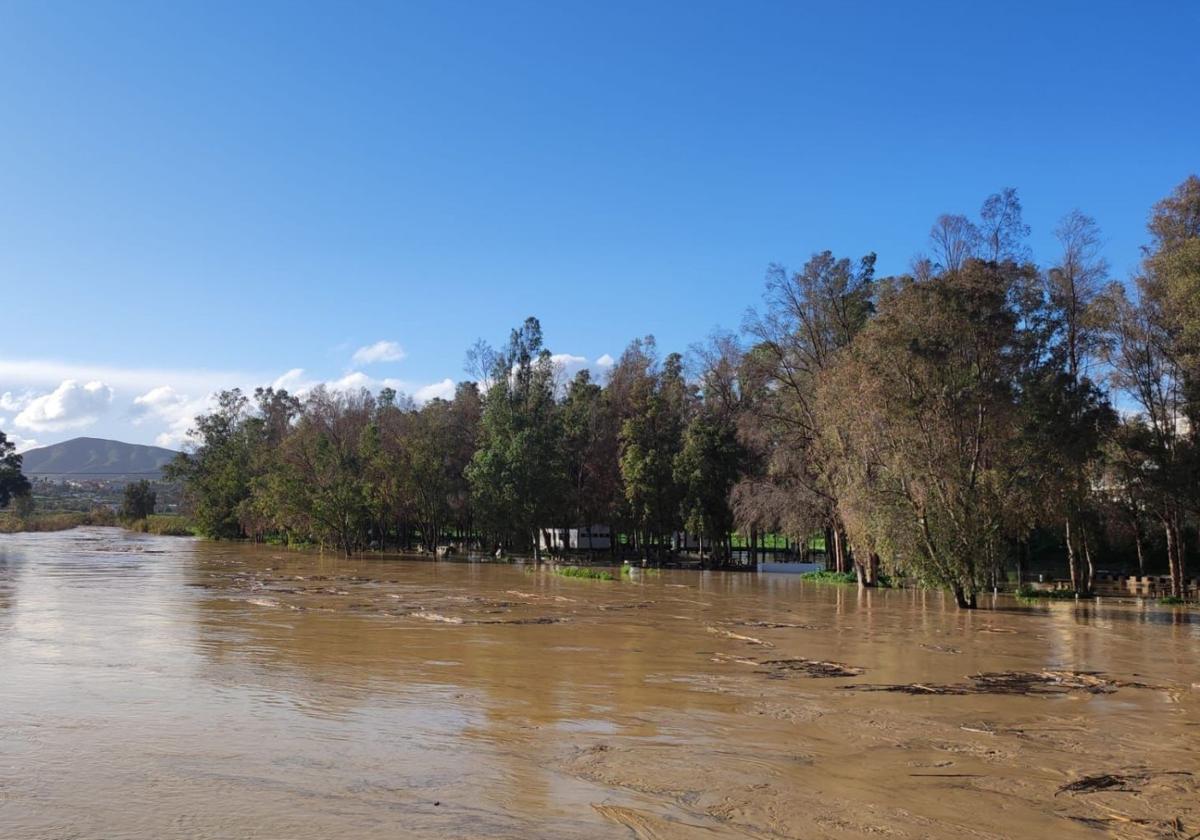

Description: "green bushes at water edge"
800 569 893 587
554 565 616 580
0 508 117 533
125 514 198 536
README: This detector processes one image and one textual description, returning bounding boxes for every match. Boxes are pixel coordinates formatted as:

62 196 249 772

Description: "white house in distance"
671 531 700 551
539 526 612 551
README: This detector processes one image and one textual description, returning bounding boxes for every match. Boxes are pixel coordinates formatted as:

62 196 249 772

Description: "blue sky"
1 0 1197 449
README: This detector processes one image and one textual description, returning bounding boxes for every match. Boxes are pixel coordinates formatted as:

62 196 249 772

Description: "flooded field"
2 528 1199 838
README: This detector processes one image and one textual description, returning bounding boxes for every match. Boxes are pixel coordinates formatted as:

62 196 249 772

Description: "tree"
741 251 875 571
821 262 1042 607
121 480 157 520
466 317 566 558
1101 177 1200 596
675 410 739 560
561 369 621 534
619 350 689 559
165 390 257 539
253 387 375 555
1043 210 1115 593
0 431 31 509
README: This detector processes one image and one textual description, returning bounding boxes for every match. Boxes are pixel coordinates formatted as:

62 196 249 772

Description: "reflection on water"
1 527 1198 838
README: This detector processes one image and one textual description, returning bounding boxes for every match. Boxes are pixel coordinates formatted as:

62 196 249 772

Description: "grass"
0 508 117 533
1015 586 1082 601
799 569 893 587
125 514 197 536
799 569 858 584
1158 595 1189 606
554 565 616 581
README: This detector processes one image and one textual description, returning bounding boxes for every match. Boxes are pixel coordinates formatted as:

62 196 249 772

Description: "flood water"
2 528 1199 839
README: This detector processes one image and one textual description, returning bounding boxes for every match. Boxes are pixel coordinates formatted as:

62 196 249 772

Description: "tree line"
162 176 1200 607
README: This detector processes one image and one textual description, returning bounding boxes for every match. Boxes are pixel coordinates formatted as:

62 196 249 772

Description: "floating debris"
760 658 864 678
411 611 465 624
711 651 863 678
728 619 822 630
843 670 1163 696
1056 770 1192 796
706 626 774 647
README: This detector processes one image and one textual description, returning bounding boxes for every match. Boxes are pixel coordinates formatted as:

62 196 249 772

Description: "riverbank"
0 511 195 536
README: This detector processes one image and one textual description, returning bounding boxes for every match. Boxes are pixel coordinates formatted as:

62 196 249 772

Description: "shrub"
554 566 615 581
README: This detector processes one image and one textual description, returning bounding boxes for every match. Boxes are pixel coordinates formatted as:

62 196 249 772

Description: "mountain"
20 437 180 478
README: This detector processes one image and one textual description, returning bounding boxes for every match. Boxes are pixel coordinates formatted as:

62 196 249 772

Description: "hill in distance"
21 437 179 478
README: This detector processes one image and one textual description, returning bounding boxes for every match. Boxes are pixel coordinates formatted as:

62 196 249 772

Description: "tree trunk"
953 584 977 609
1133 517 1146 576
1066 519 1080 593
1167 514 1184 598
1082 529 1095 595
832 528 845 574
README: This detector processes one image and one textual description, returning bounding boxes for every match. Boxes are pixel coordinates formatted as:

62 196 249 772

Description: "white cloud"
131 385 186 417
9 433 40 453
414 378 455 404
1 356 463 448
595 353 615 369
329 371 374 392
0 358 257 394
15 380 114 432
352 340 406 365
1 390 34 412
271 368 317 394
550 353 590 379
131 385 215 449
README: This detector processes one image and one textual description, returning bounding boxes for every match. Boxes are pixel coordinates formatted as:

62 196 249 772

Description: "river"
1 527 1198 838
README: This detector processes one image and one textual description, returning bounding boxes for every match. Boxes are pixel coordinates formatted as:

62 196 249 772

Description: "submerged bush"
799 569 892 587
1015 586 1081 601
126 515 197 536
554 566 615 581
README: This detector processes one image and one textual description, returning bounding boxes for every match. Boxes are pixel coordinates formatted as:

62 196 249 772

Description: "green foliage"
554 565 615 580
154 176 1199 606
619 348 688 550
0 508 117 533
121 480 157 521
0 430 32 509
799 569 893 587
1158 595 1188 606
674 411 740 542
467 318 567 551
126 515 197 536
799 570 859 584
1015 586 1080 601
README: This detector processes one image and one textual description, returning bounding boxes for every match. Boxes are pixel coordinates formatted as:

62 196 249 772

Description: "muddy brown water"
2 528 1199 839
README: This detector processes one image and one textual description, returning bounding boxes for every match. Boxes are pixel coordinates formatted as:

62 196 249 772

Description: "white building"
671 531 701 551
539 525 612 551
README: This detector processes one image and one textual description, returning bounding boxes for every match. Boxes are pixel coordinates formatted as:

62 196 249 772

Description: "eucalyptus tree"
820 261 1045 607
619 350 690 559
741 250 875 572
1041 210 1115 592
1102 176 1200 596
561 369 621 537
466 317 567 557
